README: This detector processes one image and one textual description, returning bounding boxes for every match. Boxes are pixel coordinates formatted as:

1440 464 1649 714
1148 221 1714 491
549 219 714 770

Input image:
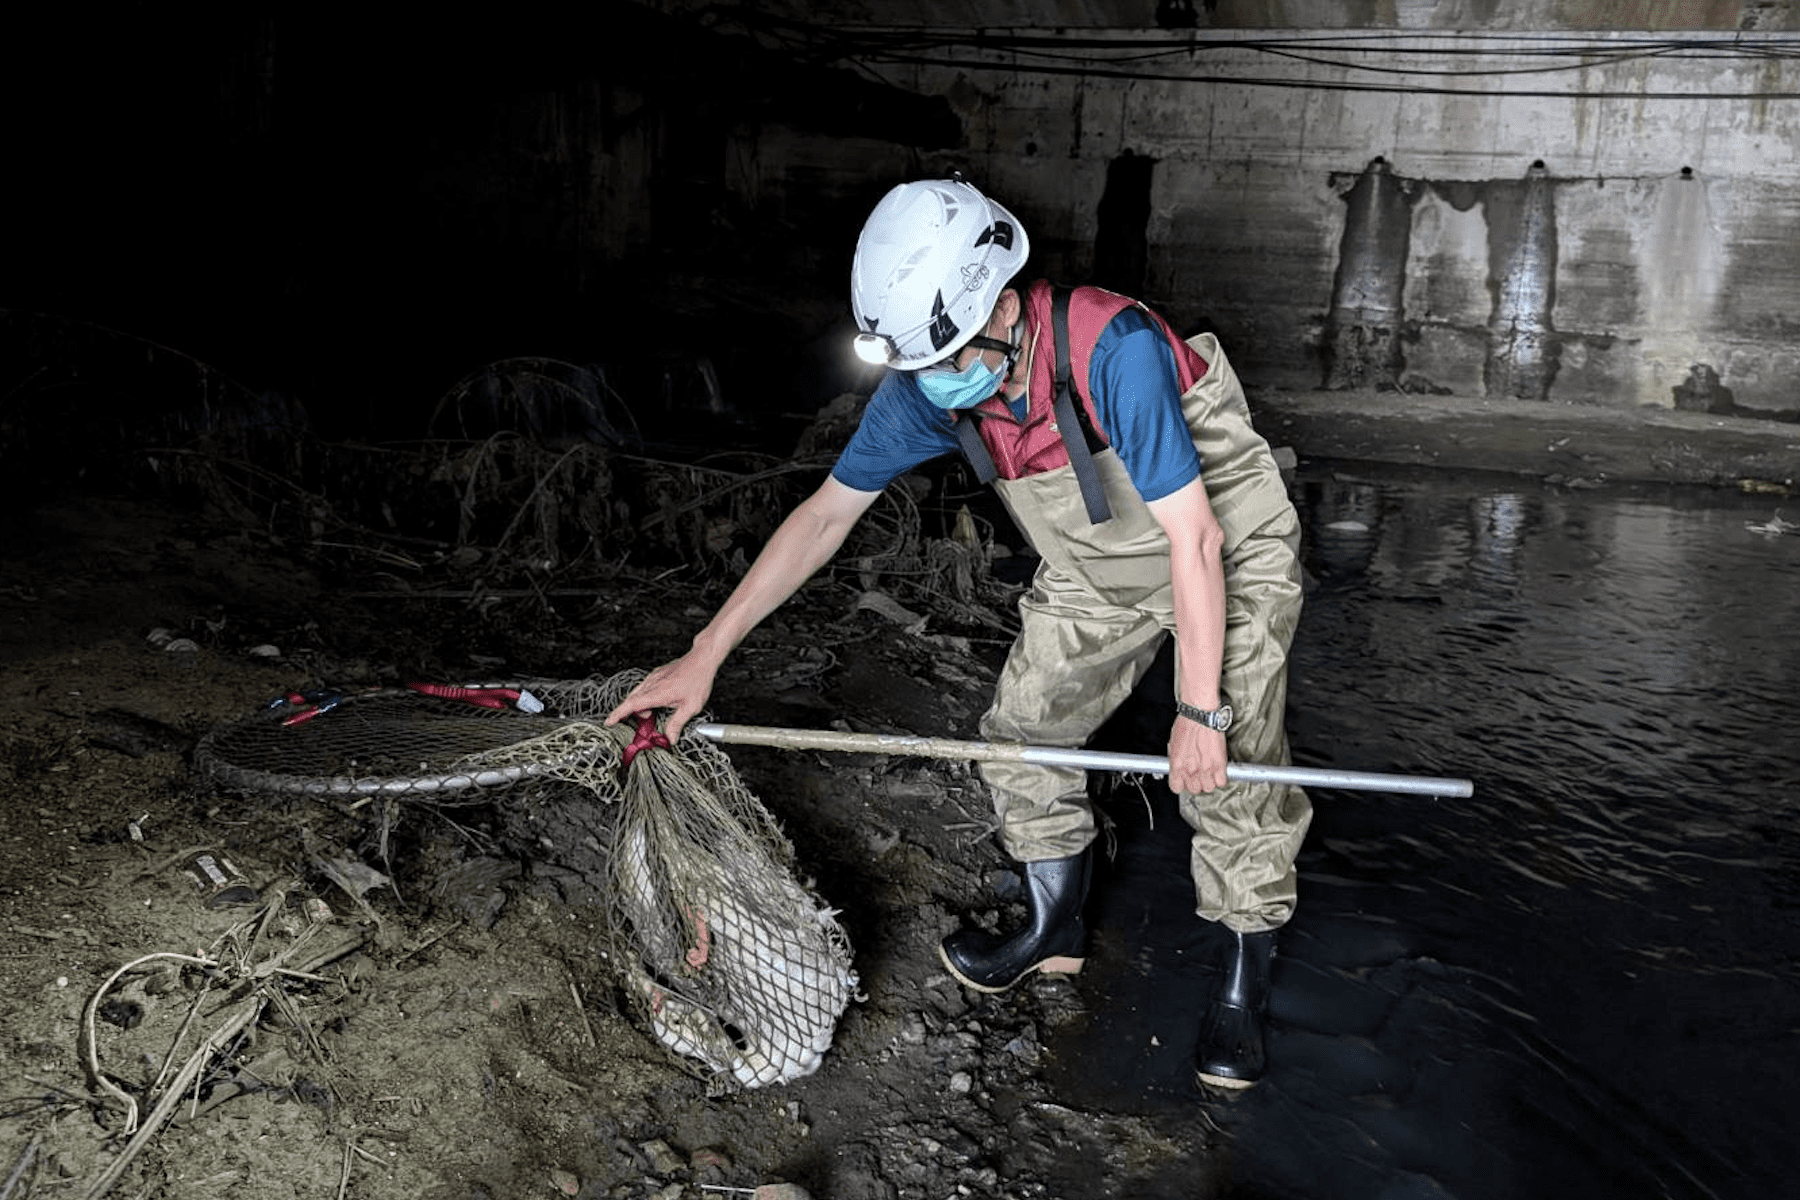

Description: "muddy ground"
0 482 1227 1200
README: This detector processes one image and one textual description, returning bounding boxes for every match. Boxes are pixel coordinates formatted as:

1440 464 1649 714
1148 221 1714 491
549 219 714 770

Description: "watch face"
1214 704 1233 731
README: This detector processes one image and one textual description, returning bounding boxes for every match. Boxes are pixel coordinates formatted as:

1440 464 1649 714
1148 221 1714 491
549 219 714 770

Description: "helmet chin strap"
963 334 1016 357
965 319 1026 376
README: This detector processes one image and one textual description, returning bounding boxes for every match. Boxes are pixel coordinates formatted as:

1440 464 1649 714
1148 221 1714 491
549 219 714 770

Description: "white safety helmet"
850 178 1030 370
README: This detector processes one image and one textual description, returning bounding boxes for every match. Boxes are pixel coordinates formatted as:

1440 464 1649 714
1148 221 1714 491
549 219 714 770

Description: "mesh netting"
194 674 857 1089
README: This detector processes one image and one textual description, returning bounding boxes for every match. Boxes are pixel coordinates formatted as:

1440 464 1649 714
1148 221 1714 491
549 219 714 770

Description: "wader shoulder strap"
954 411 998 484
1052 287 1113 523
951 286 1112 523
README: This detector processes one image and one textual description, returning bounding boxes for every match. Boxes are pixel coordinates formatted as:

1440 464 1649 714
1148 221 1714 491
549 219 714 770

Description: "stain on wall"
1325 157 1421 390
1481 161 1561 402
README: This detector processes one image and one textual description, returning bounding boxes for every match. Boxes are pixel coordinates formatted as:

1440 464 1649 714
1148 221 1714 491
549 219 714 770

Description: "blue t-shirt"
831 308 1202 502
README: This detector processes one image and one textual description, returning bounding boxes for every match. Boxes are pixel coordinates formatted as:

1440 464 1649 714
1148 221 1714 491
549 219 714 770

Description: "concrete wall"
851 30 1800 416
11 4 1800 433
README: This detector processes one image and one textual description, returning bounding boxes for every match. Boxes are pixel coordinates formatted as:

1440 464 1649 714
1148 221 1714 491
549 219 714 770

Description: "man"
608 177 1309 1090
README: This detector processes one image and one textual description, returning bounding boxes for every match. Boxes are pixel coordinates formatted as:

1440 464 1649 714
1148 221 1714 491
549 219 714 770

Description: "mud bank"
0 494 1221 1200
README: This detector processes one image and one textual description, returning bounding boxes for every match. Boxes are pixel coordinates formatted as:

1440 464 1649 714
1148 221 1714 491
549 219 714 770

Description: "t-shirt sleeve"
829 372 960 493
1088 309 1202 503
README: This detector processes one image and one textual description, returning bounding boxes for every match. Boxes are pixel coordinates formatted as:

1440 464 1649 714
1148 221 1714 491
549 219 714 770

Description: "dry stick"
268 966 337 984
637 457 833 530
148 915 322 1101
82 928 371 1200
141 977 224 1112
379 799 404 907
309 540 424 570
187 1046 208 1121
246 918 322 980
138 446 319 520
453 432 506 541
23 1076 95 1105
1 1138 40 1200
238 881 294 968
565 969 598 1047
245 919 359 1115
145 445 450 556
265 985 335 1094
336 1143 353 1200
81 997 264 1200
392 923 459 965
489 441 585 556
342 587 622 599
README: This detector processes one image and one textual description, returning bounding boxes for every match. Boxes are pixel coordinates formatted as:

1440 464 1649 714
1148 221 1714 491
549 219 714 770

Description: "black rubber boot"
1195 927 1277 1090
939 849 1092 993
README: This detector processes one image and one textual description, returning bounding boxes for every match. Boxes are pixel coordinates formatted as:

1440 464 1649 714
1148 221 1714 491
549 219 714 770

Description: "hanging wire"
825 53 1800 101
695 9 1800 100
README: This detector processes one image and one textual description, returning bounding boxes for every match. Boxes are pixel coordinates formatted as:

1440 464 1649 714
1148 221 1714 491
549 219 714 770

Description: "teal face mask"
917 356 1005 410
914 329 1020 411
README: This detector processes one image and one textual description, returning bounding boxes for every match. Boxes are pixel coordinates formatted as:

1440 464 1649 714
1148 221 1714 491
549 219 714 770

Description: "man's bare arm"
607 475 881 739
1145 477 1230 794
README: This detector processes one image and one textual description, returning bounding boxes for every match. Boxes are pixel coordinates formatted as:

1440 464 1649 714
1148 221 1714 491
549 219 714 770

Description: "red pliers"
404 682 544 713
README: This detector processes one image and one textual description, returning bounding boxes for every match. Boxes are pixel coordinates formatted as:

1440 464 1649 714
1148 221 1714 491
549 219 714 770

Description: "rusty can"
182 851 260 908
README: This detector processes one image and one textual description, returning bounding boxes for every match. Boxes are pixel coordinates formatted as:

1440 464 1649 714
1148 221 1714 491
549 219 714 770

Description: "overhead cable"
702 11 1800 100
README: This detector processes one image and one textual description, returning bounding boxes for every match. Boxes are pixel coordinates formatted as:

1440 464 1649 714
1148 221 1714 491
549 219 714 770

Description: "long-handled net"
195 673 857 1089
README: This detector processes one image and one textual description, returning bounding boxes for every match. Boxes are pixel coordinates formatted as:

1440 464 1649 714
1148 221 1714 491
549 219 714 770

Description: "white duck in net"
196 671 858 1090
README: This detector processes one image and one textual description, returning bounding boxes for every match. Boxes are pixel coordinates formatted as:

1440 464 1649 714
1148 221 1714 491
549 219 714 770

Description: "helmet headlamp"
853 332 896 366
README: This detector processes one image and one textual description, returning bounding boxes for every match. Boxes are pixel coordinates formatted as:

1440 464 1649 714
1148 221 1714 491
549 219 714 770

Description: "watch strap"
1176 700 1231 730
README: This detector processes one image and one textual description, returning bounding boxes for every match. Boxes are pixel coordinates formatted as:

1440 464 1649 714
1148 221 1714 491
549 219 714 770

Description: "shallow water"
1048 462 1800 1200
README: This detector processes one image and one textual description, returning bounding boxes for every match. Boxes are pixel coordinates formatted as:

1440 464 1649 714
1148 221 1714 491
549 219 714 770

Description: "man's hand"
1167 716 1229 795
605 649 722 744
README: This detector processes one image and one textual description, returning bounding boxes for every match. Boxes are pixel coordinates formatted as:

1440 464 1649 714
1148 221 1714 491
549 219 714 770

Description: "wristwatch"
1176 700 1233 732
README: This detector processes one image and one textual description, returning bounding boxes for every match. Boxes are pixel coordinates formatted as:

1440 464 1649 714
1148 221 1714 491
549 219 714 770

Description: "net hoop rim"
194 681 608 799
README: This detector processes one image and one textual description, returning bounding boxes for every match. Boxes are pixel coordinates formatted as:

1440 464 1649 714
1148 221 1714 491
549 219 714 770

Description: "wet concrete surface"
1248 388 1800 492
